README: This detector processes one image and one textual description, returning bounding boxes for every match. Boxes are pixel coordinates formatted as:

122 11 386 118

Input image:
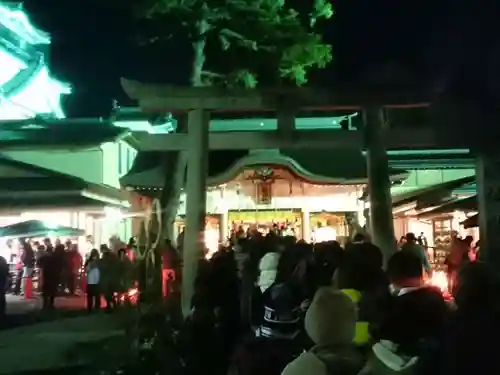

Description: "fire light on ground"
117 288 139 303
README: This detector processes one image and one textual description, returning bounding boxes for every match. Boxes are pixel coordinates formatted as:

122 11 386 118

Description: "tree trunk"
150 19 207 309
157 21 207 245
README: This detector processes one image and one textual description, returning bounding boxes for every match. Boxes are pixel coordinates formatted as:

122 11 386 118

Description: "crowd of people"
175 230 499 375
0 228 497 375
0 238 135 316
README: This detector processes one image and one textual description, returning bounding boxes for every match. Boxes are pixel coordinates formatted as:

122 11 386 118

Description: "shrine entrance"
229 209 303 239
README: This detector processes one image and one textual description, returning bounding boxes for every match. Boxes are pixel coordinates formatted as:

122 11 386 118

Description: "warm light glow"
204 228 219 259
313 226 337 243
103 207 124 222
428 270 448 293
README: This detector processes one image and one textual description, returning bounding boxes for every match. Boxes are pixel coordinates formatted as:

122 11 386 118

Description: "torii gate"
121 78 500 312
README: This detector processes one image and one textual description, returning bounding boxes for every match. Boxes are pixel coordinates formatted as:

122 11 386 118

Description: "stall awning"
417 195 477 219
392 175 475 209
0 157 130 210
460 214 478 229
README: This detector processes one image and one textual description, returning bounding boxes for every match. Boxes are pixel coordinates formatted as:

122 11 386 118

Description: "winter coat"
281 287 364 375
98 252 120 294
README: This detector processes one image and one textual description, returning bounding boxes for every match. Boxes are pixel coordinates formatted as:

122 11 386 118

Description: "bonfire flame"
428 270 449 293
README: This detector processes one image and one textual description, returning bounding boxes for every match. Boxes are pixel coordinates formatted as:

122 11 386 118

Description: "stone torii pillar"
364 107 397 263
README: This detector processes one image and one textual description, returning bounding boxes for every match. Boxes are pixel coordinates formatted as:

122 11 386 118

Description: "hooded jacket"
360 286 448 375
258 252 281 293
358 340 417 375
281 287 365 375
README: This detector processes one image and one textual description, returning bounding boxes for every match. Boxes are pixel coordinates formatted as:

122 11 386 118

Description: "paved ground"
0 313 125 374
0 293 130 373
2 293 91 330
6 292 86 313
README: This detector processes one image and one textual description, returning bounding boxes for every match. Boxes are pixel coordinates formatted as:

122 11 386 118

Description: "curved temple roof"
0 3 71 118
121 149 408 190
0 3 50 46
1 51 44 97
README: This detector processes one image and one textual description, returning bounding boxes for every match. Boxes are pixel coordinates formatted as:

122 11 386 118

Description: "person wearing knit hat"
281 287 365 375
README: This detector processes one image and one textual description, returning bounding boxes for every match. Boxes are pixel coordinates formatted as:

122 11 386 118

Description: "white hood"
372 340 418 372
257 252 280 292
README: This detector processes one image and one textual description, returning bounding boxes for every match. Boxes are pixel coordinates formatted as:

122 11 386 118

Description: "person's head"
372 287 448 357
387 251 423 289
259 282 303 339
333 247 386 293
352 233 366 243
347 242 383 270
305 287 357 346
89 248 100 261
405 232 416 244
258 252 281 293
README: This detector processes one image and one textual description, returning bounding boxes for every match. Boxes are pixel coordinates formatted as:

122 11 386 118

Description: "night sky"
20 1 496 119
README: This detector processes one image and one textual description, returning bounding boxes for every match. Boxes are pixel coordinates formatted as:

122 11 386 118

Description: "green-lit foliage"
126 0 334 86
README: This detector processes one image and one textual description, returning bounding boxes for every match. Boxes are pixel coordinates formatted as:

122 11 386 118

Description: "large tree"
122 0 333 302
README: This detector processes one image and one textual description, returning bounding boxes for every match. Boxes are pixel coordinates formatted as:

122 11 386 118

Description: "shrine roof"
0 155 129 209
120 149 408 191
0 118 127 149
0 3 50 45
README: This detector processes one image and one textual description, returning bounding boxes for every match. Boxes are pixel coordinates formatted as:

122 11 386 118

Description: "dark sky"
21 1 492 118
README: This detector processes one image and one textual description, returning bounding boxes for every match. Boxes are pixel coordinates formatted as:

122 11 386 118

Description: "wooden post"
181 109 210 316
475 153 500 266
364 107 396 263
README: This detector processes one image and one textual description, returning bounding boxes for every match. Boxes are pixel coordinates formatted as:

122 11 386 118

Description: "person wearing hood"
243 251 282 330
257 252 281 293
281 287 364 375
359 251 448 375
